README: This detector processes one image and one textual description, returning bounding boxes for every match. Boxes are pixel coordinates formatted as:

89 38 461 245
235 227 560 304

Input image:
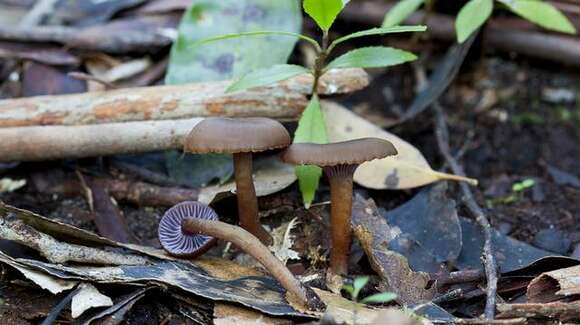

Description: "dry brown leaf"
352 196 436 305
322 101 477 189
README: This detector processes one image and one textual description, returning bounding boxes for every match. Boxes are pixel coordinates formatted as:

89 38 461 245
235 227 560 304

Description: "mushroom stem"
325 165 357 277
181 218 316 308
233 152 272 245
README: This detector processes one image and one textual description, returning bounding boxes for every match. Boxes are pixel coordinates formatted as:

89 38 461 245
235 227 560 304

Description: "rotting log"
0 68 369 128
342 2 580 66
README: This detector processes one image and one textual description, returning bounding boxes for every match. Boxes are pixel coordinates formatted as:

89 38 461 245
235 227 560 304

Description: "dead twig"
433 102 498 320
436 269 485 286
32 171 199 207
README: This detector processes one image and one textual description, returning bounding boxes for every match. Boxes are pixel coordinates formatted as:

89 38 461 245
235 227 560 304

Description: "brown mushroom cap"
281 138 397 166
184 118 291 154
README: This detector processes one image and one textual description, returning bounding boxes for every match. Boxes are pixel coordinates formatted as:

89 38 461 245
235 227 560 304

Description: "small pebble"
532 228 572 254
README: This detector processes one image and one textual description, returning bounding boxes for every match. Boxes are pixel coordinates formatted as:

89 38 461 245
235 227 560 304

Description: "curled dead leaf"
321 101 477 189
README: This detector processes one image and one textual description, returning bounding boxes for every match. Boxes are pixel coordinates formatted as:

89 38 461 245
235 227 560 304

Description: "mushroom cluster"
158 117 397 295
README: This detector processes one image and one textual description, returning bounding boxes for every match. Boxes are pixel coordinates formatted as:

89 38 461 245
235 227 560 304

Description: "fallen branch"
31 171 200 207
0 118 200 161
342 2 580 66
0 218 148 265
0 68 367 128
433 102 498 320
497 302 580 321
0 15 176 54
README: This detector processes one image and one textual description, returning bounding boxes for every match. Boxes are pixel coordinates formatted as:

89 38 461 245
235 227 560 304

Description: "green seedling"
186 0 426 207
342 276 397 325
487 178 535 207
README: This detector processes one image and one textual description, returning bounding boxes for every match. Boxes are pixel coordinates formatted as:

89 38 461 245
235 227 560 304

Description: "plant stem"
233 152 272 245
181 217 321 309
310 30 330 95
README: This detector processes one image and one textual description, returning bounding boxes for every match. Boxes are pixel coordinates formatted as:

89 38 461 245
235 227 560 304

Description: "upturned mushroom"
158 201 218 256
184 117 291 245
281 138 397 286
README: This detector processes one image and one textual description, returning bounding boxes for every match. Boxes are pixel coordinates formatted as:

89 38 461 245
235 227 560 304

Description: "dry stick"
34 173 200 207
341 2 580 66
181 218 322 310
0 68 368 128
0 17 173 54
437 269 485 286
0 118 201 162
433 102 498 321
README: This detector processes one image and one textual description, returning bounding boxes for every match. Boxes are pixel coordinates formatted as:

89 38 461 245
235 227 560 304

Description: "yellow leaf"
322 101 477 189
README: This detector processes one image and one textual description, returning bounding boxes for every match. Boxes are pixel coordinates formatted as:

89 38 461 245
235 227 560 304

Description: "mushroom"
281 138 397 285
158 201 218 256
184 117 291 245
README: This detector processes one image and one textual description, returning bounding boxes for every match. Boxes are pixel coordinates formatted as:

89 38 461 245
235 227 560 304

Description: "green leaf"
455 0 493 43
303 0 344 31
382 0 425 28
352 276 369 299
293 96 328 207
190 31 320 50
342 284 355 295
165 0 302 84
499 0 576 34
360 292 398 304
326 46 418 70
329 25 427 50
227 64 310 92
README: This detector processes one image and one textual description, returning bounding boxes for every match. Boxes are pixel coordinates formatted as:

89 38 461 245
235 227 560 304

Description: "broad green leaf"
352 276 369 299
329 25 427 50
360 292 398 304
500 0 576 34
227 64 310 93
455 0 493 43
327 46 417 70
322 101 478 189
303 0 344 31
382 0 425 28
293 96 328 207
165 0 302 84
